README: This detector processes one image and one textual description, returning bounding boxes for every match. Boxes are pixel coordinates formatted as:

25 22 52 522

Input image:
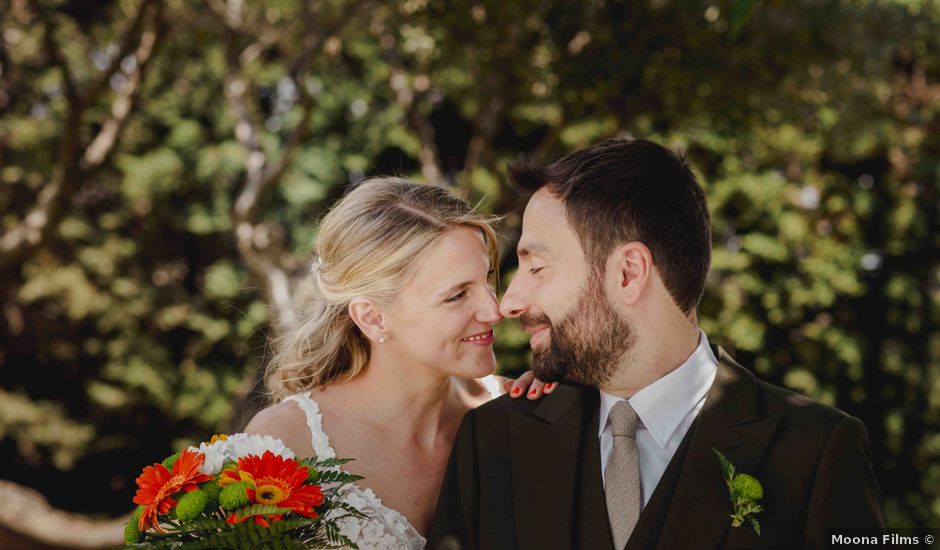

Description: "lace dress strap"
283 391 336 459
280 392 426 549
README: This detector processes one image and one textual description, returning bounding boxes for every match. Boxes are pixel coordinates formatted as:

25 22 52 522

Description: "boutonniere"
713 448 764 535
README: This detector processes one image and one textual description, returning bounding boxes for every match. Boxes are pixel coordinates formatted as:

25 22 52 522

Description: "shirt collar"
598 330 718 448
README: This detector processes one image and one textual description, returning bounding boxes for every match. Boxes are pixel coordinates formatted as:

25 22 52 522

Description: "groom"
427 138 884 550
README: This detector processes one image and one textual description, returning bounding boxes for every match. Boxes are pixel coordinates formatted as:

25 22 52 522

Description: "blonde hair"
265 177 499 401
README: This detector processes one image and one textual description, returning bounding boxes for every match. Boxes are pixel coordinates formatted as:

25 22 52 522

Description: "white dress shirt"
599 330 718 508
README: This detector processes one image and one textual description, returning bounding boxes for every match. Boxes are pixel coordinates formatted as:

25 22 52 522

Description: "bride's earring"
378 336 386 344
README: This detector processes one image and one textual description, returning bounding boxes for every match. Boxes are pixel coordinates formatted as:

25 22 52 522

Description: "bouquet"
123 433 366 549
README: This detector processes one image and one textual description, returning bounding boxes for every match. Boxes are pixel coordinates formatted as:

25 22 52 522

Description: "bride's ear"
348 298 386 344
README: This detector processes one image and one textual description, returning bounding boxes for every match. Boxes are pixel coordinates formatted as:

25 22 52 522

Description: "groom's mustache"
519 312 552 332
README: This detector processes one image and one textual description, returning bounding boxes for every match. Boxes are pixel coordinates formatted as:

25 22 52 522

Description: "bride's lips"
461 329 495 346
527 326 550 348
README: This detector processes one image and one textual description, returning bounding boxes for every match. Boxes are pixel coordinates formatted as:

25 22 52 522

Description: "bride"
244 177 551 549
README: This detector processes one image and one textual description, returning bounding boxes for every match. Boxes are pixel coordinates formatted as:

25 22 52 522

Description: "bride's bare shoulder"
243 399 315 457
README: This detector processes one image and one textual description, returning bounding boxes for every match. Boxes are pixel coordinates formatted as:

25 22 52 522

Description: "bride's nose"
476 288 503 324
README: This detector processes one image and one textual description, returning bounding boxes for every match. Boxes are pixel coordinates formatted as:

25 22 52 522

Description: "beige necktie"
605 400 642 550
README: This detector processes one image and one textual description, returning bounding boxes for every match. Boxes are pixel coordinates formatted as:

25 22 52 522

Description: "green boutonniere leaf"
713 448 764 536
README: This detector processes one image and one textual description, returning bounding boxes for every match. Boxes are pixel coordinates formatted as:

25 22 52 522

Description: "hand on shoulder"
498 371 556 400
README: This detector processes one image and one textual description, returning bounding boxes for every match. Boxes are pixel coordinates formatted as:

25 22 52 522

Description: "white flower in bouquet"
189 433 295 475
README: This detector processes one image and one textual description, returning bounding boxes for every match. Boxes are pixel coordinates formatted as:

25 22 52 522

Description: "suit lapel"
655 347 779 550
509 385 585 550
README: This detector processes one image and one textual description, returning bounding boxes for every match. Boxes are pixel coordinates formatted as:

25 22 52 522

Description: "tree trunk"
0 479 127 549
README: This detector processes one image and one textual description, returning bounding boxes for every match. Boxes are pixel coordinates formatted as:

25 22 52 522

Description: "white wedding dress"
284 376 502 550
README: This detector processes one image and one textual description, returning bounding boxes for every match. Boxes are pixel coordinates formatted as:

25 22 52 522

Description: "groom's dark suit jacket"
427 347 884 550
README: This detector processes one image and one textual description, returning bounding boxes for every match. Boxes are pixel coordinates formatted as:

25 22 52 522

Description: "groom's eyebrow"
517 242 552 259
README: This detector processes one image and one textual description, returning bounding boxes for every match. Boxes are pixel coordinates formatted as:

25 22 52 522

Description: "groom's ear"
613 241 653 306
348 298 386 342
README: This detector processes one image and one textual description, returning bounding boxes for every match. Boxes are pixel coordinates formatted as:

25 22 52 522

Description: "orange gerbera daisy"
133 449 213 532
221 450 324 525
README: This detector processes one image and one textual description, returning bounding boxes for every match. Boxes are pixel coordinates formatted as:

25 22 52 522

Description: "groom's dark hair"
508 138 711 315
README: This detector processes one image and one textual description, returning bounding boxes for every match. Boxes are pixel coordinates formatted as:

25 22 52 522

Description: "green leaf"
728 0 761 41
234 504 295 520
334 500 369 520
315 470 364 484
712 448 736 482
312 457 356 469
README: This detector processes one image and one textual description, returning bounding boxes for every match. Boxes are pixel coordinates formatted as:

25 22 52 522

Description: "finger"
527 378 547 400
510 371 535 399
543 381 556 394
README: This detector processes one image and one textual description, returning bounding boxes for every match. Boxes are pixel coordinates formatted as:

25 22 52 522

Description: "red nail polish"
545 383 553 390
511 387 521 396
529 388 537 395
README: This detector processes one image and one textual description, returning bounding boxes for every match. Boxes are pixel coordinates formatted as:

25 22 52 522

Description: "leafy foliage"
1 0 938 530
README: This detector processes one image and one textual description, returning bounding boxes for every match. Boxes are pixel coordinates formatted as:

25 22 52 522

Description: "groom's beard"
521 274 634 387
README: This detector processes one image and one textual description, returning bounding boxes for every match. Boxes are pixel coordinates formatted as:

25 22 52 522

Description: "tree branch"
259 93 313 194
225 48 270 225
409 102 445 186
0 1 163 273
79 0 156 108
0 479 126 548
255 0 322 200
455 21 529 199
247 0 373 200
228 0 374 248
457 92 505 199
368 17 446 185
34 3 79 107
207 0 246 34
225 0 375 331
80 4 162 171
223 0 377 435
226 1 374 428
0 84 82 271
0 163 70 272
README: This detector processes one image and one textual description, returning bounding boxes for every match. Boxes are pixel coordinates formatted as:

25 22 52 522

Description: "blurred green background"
1 0 938 544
